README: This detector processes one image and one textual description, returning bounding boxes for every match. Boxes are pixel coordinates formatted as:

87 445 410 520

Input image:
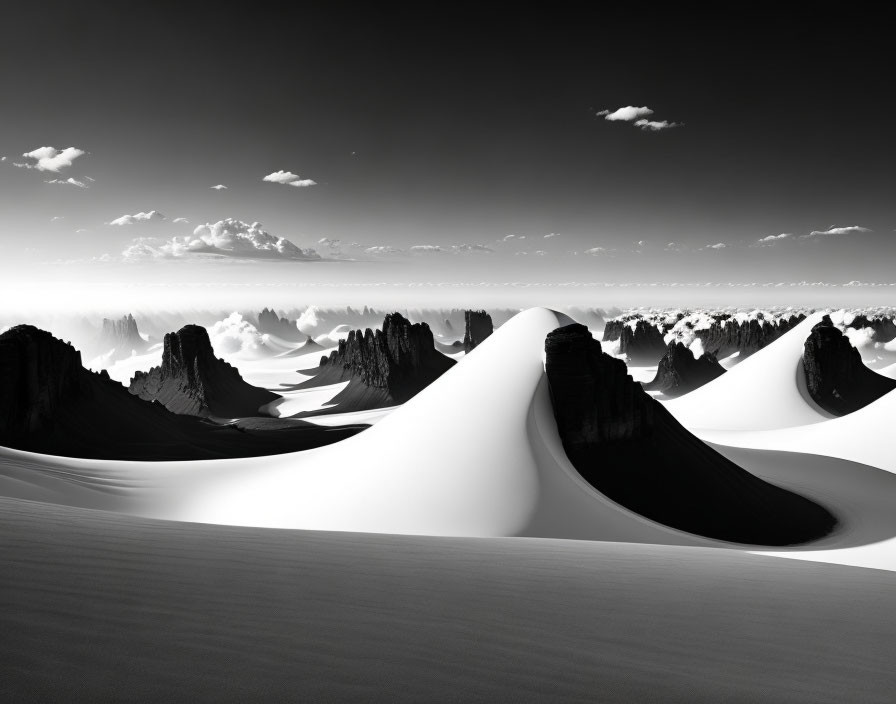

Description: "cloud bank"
122 218 320 262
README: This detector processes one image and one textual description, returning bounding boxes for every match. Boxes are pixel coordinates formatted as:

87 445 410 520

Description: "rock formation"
129 324 278 418
802 316 896 416
97 314 149 354
0 325 362 459
296 313 455 414
642 342 726 397
618 320 667 365
463 310 493 352
847 314 896 343
255 307 304 341
699 314 805 359
545 323 835 545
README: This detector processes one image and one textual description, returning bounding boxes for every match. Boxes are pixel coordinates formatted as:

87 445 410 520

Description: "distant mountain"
803 316 896 416
0 325 363 460
294 313 455 415
129 324 278 418
642 342 725 397
847 314 896 343
254 307 304 341
545 323 835 545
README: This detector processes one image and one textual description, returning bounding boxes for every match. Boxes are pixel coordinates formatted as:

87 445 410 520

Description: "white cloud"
703 242 727 250
803 225 870 238
263 170 317 188
44 177 88 188
500 234 517 241
451 243 494 254
583 247 608 255
172 217 189 224
122 218 320 262
409 245 445 254
665 242 683 251
50 216 64 222
208 312 266 356
210 184 228 190
16 146 86 172
108 210 165 226
544 232 560 238
364 245 403 256
597 106 654 122
75 228 88 234
758 233 791 243
634 119 680 132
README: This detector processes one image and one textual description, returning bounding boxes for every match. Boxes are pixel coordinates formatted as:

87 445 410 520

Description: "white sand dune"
4 497 895 703
663 312 833 431
3 308 896 572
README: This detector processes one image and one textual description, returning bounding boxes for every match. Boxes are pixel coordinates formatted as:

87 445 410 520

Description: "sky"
1 5 894 312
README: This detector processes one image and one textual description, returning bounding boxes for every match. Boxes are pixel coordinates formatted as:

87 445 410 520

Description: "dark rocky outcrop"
847 314 896 343
463 310 493 352
279 335 327 358
618 320 668 365
642 342 726 397
0 325 363 460
255 307 304 342
699 314 805 359
802 316 896 416
545 323 835 545
129 325 278 418
295 313 455 415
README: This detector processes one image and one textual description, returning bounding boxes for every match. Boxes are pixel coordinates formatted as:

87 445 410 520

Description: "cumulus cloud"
210 184 228 190
16 146 85 172
634 119 680 131
597 106 654 122
544 232 560 238
45 177 88 188
802 225 870 238
702 242 727 250
121 218 320 262
207 313 268 357
108 210 165 226
172 217 189 224
263 170 317 188
582 247 608 255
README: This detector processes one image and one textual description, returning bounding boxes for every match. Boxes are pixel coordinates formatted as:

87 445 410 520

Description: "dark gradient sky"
1 5 894 310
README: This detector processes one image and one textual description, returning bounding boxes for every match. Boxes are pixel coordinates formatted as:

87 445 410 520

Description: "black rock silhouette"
463 310 493 352
545 323 835 545
643 342 726 397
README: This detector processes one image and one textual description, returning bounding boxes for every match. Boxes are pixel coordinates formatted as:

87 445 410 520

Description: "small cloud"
665 242 683 251
210 184 228 190
753 233 791 247
50 216 65 222
1 156 6 161
44 177 88 188
500 234 517 241
172 217 189 224
451 243 494 254
364 245 403 256
16 146 86 172
634 119 680 132
544 232 560 239
409 245 445 254
583 247 608 255
702 242 727 250
597 106 654 122
108 210 165 226
75 228 88 234
802 225 870 238
263 170 317 188
532 250 547 256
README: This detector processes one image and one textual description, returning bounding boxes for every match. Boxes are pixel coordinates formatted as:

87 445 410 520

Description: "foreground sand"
2 497 894 703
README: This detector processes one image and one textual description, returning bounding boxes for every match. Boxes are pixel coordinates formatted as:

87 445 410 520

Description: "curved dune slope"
3 308 896 570
664 312 833 431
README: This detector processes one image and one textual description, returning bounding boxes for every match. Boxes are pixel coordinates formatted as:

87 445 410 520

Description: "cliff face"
256 308 303 341
618 320 667 365
297 313 455 414
0 325 362 460
129 324 278 418
0 325 88 438
544 323 835 545
803 316 896 416
700 314 805 359
642 342 726 397
463 310 494 352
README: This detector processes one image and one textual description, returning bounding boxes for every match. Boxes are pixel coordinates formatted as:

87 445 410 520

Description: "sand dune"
3 308 896 572
663 313 833 431
3 497 895 703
